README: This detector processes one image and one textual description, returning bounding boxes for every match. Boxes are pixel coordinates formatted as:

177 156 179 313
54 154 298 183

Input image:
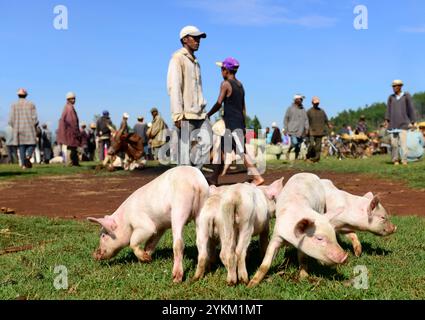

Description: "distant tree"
413 92 425 121
245 115 262 133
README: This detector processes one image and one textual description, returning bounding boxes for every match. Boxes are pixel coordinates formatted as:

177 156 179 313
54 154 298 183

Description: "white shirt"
395 91 405 101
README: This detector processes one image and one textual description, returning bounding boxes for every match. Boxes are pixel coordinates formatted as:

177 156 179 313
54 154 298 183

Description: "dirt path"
1 166 424 219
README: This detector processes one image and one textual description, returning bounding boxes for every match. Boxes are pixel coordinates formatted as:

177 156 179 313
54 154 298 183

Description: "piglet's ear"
87 216 118 235
367 196 380 218
363 192 374 200
294 218 315 238
265 177 285 200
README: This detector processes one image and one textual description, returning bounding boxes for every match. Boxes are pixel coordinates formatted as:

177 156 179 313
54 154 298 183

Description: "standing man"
306 96 330 163
167 25 212 168
9 88 39 169
41 124 53 164
134 116 149 156
57 92 81 166
80 122 90 161
147 108 167 160
385 80 417 166
284 94 309 161
96 110 113 161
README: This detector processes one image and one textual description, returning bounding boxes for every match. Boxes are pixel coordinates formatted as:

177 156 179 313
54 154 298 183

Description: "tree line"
330 92 425 132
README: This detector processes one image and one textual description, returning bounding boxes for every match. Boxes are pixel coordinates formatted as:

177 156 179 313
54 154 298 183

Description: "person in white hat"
8 88 39 169
385 80 417 166
57 91 81 166
167 25 212 168
119 112 130 135
284 94 309 160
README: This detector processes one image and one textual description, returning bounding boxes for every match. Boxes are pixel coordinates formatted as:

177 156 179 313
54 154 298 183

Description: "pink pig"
248 173 348 287
193 179 285 285
321 179 397 257
88 166 209 283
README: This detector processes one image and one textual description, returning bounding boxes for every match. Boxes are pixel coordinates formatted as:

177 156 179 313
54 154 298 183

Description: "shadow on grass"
0 171 37 178
244 240 349 282
339 238 392 256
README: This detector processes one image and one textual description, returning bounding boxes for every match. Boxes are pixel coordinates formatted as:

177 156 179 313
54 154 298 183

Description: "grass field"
271 155 425 189
1 155 425 300
1 215 425 300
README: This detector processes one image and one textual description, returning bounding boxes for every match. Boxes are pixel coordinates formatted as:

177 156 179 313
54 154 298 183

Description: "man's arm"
406 93 417 124
31 103 38 127
207 81 230 119
304 110 310 134
284 108 290 132
167 56 184 125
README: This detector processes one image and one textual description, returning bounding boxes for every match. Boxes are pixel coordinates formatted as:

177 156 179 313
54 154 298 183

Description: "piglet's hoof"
299 270 309 280
173 271 184 283
138 252 153 263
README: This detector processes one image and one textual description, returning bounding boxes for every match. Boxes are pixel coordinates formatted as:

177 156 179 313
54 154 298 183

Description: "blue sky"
0 0 424 132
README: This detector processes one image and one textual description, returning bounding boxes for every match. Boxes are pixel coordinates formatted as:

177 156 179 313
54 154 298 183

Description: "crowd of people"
0 88 169 169
1 26 424 181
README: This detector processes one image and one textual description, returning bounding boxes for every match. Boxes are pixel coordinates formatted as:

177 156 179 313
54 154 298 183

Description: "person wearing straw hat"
385 80 417 166
306 96 329 163
8 88 39 169
284 94 309 161
57 92 82 166
167 25 212 168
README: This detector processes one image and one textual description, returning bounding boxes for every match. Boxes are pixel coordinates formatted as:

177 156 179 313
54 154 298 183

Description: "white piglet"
321 179 397 257
249 173 348 287
193 178 285 285
88 166 209 283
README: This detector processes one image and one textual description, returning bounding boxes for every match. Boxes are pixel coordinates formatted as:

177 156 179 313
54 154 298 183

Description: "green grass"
1 215 424 300
269 155 425 189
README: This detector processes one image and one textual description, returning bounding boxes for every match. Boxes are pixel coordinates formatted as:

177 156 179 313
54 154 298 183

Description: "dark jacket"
96 116 113 140
307 107 328 137
385 93 416 130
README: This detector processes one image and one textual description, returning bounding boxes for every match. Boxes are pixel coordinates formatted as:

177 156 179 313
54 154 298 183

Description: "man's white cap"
272 122 277 128
392 79 404 86
66 92 76 99
123 112 129 119
179 25 207 40
293 94 305 100
81 122 87 127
